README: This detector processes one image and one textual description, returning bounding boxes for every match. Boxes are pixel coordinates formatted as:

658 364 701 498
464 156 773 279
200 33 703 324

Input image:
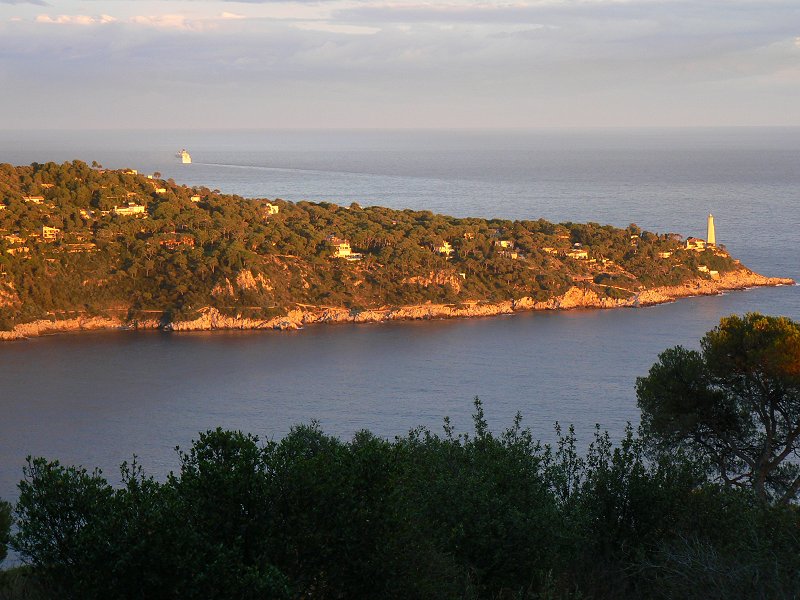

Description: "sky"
0 0 798 129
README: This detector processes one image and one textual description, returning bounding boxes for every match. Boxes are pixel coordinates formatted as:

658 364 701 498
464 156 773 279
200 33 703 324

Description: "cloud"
3 0 800 128
294 21 380 35
488 24 558 39
35 14 116 25
31 12 213 31
129 14 205 31
0 0 46 5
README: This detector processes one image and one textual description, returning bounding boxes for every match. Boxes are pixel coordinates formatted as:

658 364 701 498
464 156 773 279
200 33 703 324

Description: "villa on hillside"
436 241 454 257
565 248 589 260
22 196 44 204
42 226 60 242
4 234 25 245
685 237 706 251
264 203 279 215
113 203 147 217
498 248 522 260
327 235 351 258
326 235 363 261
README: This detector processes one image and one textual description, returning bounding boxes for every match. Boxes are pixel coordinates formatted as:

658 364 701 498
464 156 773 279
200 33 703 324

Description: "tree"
0 498 10 563
169 429 290 599
637 313 800 504
12 457 116 597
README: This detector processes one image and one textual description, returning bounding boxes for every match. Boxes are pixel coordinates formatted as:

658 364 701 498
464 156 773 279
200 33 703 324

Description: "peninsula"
0 161 792 340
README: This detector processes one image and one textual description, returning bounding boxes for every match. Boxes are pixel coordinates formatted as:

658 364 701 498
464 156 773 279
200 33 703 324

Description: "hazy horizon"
5 125 800 132
1 0 798 130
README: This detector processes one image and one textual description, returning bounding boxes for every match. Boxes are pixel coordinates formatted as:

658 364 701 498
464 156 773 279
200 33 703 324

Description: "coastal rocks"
390 304 457 320
126 318 161 331
1 267 794 340
268 318 302 331
635 269 793 306
545 286 629 310
315 308 352 323
166 307 282 331
359 301 516 322
0 315 125 341
353 309 390 322
164 307 327 332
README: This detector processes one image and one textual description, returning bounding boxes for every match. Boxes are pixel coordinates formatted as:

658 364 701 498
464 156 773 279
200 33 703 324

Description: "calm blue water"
1 128 799 509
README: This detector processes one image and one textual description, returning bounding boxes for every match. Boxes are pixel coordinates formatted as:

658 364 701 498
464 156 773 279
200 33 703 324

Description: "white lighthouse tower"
707 214 716 247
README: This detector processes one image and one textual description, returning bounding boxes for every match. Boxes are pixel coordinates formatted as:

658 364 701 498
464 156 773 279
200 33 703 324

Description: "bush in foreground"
0 500 10 567
7 402 800 600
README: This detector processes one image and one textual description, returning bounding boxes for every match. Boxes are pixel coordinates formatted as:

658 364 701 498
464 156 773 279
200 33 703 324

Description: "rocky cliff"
0 268 793 340
0 315 160 341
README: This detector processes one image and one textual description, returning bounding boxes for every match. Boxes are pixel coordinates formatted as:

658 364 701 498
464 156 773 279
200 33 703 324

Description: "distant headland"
0 160 793 340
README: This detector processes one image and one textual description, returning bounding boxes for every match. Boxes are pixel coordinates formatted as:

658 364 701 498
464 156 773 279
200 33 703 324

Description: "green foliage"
635 487 800 599
0 161 729 330
0 499 10 564
12 459 116 599
169 430 289 599
9 398 800 599
637 313 800 504
0 566 48 600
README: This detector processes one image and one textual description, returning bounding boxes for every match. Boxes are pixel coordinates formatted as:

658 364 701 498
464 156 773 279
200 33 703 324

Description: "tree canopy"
637 313 800 504
0 499 10 564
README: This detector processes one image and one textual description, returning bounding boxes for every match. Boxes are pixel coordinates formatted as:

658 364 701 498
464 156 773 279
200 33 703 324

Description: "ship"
177 149 192 164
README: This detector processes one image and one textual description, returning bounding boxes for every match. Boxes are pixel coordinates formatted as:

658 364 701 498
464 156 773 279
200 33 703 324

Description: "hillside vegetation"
0 160 738 330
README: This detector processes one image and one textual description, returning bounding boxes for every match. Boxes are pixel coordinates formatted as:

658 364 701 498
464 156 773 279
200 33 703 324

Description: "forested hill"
0 160 738 329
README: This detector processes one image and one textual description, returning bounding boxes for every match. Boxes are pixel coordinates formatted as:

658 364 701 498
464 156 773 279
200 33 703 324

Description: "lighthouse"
707 214 716 247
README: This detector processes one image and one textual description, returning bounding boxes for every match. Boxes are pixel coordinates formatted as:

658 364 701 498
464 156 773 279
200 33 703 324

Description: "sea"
0 128 799 508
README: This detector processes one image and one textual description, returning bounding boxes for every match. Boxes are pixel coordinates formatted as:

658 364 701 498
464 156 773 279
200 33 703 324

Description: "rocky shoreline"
0 268 794 341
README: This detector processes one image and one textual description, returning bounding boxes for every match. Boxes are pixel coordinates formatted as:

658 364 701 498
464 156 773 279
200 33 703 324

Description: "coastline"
0 268 793 341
